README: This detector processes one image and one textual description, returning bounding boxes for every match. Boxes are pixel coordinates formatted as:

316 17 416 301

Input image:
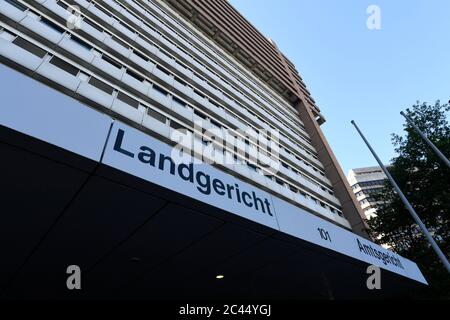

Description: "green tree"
367 101 450 299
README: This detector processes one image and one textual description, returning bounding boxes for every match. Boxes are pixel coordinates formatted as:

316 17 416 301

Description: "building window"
83 18 103 32
156 64 171 76
0 29 16 42
170 120 186 130
40 17 65 34
126 69 144 82
133 49 148 62
194 110 207 120
70 35 92 51
95 3 112 17
194 89 207 99
56 0 68 10
88 77 114 95
174 76 186 87
13 37 46 58
153 84 168 96
210 119 221 128
173 96 187 108
101 54 122 70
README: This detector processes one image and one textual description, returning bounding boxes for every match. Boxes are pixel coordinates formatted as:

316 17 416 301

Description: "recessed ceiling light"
216 275 225 279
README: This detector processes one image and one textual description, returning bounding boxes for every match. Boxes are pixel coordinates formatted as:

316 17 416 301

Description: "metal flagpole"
400 111 450 169
351 120 450 274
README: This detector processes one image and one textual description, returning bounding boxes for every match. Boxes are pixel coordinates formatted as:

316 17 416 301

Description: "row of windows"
356 170 383 176
2 22 339 210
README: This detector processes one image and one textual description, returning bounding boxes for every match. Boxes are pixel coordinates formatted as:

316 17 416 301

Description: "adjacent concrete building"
347 166 388 219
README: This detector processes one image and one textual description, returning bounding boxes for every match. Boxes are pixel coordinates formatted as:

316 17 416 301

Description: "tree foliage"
367 101 450 299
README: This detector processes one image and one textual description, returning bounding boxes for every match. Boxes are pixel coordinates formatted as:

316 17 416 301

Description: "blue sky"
228 0 450 174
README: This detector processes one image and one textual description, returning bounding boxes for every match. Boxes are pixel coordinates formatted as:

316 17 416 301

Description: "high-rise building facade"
0 0 367 233
0 0 425 299
347 166 388 219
